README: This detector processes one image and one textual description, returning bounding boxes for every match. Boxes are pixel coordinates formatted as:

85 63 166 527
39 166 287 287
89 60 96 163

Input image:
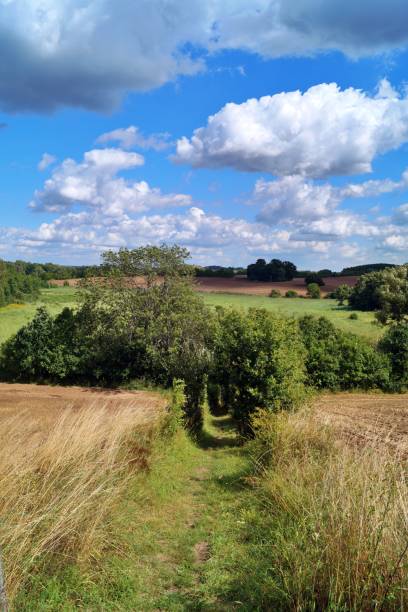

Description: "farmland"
0 284 381 344
195 274 358 296
0 384 406 609
0 254 406 608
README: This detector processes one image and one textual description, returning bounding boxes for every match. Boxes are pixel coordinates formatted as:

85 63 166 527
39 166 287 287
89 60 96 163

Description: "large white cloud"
30 148 192 215
1 1 408 111
174 82 408 178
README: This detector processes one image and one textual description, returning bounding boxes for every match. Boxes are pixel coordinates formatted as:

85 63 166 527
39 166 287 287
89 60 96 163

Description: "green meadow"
0 286 381 345
0 287 78 345
200 292 381 341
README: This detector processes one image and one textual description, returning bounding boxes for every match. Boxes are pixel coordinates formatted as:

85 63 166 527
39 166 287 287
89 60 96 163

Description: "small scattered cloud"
96 126 173 151
38 153 57 172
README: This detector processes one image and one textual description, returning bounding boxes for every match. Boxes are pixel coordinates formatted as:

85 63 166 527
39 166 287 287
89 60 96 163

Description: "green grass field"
201 292 382 341
0 287 78 345
0 286 382 345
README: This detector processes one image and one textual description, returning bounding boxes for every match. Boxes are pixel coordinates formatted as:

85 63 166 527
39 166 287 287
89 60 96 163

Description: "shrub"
285 290 298 298
299 315 390 391
349 265 408 323
269 289 281 298
349 312 358 320
304 272 325 286
379 322 408 390
0 307 80 383
306 282 320 299
211 308 306 434
331 284 352 305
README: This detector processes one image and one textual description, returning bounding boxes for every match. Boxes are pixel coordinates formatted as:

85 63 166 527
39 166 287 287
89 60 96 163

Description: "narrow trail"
116 412 253 611
26 412 254 610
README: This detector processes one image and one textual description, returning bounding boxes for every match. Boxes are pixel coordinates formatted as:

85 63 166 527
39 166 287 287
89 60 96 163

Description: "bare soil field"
0 382 166 424
315 393 408 454
50 275 359 297
195 275 359 296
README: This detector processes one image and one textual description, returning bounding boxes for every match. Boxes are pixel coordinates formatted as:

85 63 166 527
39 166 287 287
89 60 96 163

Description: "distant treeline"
9 260 98 281
0 261 42 307
340 263 398 276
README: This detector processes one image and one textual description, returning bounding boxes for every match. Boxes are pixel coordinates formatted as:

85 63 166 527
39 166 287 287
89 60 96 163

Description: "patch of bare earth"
49 275 358 297
0 382 166 426
315 393 408 454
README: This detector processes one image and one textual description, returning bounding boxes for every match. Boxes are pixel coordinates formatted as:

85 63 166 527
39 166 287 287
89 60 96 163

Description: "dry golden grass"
0 390 166 604
252 405 408 610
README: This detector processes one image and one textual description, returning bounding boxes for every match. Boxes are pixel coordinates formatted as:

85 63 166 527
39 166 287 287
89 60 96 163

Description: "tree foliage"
211 308 306 434
304 273 325 286
0 260 42 306
349 265 408 323
331 284 352 305
299 315 390 391
379 323 408 390
247 258 297 282
306 283 321 299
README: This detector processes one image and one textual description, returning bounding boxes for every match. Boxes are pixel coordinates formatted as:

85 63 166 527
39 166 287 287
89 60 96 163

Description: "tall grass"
248 409 408 610
0 401 163 604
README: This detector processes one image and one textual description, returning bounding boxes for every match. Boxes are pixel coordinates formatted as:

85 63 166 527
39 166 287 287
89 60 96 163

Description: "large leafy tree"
79 245 215 430
349 265 408 323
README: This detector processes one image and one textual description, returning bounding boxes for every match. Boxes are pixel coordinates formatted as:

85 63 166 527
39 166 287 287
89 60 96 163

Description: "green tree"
211 308 306 435
80 245 214 431
305 273 325 286
307 283 321 299
349 265 408 322
331 284 352 305
379 323 408 390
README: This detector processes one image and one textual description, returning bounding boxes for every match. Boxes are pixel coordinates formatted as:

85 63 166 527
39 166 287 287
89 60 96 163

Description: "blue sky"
0 1 408 270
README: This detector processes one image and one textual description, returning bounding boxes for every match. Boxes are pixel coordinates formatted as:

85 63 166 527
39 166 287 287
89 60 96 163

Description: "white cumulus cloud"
174 82 408 178
30 148 192 215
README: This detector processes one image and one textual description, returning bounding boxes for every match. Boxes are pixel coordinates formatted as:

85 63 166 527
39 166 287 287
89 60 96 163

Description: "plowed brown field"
315 393 408 454
50 275 358 297
195 275 359 296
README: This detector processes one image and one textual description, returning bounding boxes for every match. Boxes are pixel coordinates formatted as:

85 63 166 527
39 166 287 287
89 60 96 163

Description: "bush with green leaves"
306 283 321 299
211 308 306 435
285 290 298 298
379 323 408 390
349 265 408 323
304 273 325 286
332 284 352 305
269 289 281 298
0 307 81 382
299 315 390 391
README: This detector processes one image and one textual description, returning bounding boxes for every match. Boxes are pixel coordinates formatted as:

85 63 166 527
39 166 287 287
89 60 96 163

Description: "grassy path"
22 412 254 610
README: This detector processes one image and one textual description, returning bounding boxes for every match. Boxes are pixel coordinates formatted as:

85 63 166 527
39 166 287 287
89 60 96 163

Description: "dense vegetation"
6 259 98 281
0 260 42 306
247 257 297 282
349 264 408 323
1 246 407 437
341 262 398 275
